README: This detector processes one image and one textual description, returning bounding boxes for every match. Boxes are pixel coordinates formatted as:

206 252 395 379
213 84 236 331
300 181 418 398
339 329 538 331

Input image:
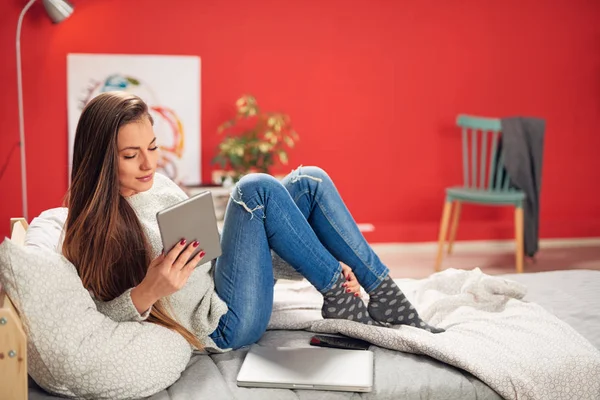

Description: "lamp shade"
42 0 74 23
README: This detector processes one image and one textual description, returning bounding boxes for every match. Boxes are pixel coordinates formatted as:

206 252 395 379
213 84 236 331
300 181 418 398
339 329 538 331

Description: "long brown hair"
62 92 202 350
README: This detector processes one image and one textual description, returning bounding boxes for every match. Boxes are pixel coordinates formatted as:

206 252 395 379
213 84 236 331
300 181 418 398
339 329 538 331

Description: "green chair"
435 115 526 273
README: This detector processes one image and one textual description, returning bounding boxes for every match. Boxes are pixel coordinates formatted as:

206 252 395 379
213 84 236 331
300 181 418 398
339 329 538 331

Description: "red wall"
1 0 599 243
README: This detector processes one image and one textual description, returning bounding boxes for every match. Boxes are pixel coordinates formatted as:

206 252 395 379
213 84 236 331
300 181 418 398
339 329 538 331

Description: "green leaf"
284 136 294 148
217 120 234 133
211 154 227 168
278 150 288 165
229 154 243 167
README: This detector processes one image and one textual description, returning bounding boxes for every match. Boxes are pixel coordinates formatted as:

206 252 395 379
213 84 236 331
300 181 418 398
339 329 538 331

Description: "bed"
3 219 600 400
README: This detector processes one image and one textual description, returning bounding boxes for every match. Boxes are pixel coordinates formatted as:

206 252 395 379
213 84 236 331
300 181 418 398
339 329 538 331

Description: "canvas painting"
67 53 201 185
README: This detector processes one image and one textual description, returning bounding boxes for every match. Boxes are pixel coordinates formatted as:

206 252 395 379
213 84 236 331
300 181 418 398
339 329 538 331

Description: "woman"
63 92 442 352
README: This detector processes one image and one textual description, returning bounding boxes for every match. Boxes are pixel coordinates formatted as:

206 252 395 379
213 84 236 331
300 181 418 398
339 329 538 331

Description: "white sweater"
122 173 228 351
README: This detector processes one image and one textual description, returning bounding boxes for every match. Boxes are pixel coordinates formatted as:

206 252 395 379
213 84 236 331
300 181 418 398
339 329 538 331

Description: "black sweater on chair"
500 116 546 257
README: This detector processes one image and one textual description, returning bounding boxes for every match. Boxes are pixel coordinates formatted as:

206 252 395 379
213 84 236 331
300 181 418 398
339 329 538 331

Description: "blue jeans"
209 166 389 349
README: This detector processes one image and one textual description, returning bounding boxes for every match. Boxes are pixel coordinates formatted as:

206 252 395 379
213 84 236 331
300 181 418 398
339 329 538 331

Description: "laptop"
236 345 374 392
156 191 222 263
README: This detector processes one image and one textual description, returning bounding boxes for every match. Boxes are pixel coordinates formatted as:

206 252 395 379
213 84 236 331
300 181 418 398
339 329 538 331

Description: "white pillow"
24 207 68 253
0 238 192 399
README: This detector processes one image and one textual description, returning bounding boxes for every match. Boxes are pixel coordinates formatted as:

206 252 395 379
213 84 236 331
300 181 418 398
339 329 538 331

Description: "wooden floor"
372 241 600 280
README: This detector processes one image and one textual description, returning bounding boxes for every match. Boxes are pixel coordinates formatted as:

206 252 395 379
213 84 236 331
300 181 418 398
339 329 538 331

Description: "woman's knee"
295 166 331 183
236 173 281 193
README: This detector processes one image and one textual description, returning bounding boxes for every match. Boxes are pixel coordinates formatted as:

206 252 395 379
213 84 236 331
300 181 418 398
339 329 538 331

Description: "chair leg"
447 201 461 255
514 207 524 273
435 201 453 272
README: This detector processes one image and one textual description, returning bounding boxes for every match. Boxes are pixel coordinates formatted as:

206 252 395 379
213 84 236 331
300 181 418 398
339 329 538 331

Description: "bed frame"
0 218 29 400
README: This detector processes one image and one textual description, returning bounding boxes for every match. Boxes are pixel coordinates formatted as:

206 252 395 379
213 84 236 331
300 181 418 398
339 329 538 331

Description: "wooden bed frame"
0 218 29 400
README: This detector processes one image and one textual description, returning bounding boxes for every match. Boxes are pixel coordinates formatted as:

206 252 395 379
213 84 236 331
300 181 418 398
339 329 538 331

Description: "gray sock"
368 275 444 333
321 273 379 325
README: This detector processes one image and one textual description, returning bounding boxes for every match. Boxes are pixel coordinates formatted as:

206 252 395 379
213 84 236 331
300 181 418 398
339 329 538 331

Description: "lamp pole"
16 0 37 221
15 0 74 221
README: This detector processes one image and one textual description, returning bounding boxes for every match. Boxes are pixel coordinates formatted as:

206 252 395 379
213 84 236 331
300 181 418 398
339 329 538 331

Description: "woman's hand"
340 263 361 296
131 239 205 314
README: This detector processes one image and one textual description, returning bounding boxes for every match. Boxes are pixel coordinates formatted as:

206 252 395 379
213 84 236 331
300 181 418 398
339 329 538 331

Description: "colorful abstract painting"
67 54 201 185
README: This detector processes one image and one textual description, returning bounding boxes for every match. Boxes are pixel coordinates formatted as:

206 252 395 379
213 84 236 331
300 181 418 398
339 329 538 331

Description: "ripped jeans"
208 166 389 349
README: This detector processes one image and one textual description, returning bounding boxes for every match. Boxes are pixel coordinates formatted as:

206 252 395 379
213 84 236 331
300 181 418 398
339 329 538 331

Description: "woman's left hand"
340 263 361 296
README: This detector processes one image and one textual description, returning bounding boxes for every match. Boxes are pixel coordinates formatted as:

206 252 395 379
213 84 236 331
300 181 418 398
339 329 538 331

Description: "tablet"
156 191 222 264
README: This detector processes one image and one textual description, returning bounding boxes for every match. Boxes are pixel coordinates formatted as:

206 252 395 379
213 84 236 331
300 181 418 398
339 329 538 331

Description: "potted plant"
212 94 299 184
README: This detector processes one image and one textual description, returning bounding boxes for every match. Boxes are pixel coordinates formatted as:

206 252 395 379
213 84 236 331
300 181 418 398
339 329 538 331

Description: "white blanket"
268 268 600 400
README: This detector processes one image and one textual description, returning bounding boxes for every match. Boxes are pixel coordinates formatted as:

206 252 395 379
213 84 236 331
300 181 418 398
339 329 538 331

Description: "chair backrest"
456 114 513 192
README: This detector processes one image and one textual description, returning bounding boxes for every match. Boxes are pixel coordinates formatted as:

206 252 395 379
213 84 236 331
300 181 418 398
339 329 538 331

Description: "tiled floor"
371 242 600 280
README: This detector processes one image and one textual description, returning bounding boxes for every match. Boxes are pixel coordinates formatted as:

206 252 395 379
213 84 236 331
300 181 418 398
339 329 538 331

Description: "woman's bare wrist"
130 282 157 315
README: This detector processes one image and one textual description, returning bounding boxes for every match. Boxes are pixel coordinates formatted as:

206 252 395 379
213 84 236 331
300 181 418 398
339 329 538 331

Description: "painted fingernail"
346 289 351 293
192 241 199 248
199 251 206 257
180 239 186 245
354 293 359 297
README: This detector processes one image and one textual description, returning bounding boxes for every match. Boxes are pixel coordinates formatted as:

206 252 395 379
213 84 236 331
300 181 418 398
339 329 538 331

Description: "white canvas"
67 53 201 185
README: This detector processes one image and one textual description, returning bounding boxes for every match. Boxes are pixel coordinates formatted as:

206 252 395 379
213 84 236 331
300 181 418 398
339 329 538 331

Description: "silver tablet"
156 191 222 264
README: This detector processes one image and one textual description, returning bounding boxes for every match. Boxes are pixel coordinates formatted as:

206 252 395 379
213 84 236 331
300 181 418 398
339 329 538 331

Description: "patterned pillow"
0 239 192 399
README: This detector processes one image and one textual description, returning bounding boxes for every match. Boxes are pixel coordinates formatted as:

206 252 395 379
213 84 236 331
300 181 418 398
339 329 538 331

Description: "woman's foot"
321 273 378 325
367 275 444 333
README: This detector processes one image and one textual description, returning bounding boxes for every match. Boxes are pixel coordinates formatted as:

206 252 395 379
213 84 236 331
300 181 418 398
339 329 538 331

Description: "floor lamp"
16 0 74 221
